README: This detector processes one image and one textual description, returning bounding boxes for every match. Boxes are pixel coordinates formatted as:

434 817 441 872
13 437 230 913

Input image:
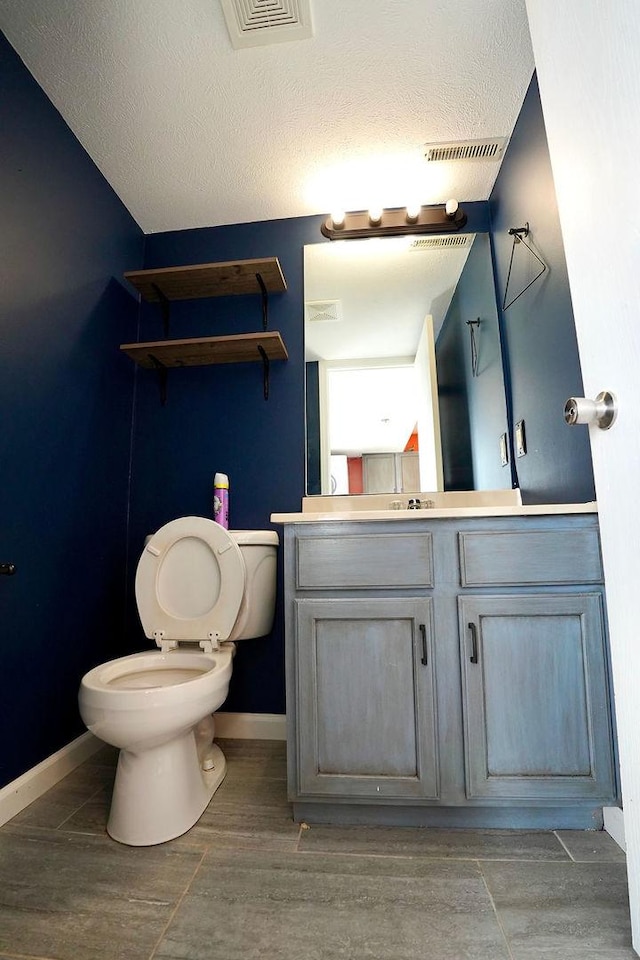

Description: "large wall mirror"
304 231 512 496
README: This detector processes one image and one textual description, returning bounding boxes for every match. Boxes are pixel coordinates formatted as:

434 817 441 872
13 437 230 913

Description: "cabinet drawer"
297 533 433 589
458 528 602 587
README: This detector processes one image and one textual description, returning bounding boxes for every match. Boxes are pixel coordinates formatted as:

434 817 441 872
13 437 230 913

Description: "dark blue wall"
1 34 594 789
130 207 489 713
128 219 324 713
489 74 595 504
0 34 144 787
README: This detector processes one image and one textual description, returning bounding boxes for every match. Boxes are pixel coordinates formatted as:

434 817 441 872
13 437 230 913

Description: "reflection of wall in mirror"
436 234 510 492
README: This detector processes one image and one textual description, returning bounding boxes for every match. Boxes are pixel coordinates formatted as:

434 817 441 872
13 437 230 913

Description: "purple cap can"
213 472 229 529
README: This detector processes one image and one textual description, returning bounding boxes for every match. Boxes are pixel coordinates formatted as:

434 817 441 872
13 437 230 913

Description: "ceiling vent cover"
410 235 472 250
424 137 508 162
305 300 342 324
220 0 313 49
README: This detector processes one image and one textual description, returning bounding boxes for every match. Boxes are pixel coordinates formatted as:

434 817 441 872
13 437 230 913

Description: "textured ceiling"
0 0 534 234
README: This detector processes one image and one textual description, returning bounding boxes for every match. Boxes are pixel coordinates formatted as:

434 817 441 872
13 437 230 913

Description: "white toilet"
78 516 278 846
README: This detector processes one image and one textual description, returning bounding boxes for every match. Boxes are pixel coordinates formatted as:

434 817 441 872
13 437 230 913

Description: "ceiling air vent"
220 0 313 49
409 235 473 250
305 300 342 324
424 137 508 162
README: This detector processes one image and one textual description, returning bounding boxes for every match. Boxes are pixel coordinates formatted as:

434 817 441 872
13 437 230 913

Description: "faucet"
389 498 435 510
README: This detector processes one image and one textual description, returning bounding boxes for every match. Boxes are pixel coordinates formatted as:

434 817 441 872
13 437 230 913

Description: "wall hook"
502 222 547 311
466 318 480 377
508 223 530 240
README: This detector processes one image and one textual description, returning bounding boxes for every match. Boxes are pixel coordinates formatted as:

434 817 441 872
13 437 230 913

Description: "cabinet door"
295 598 439 799
362 454 397 493
459 593 615 801
399 452 420 492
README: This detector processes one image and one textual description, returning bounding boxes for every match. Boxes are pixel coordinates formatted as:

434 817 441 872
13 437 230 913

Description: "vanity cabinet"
283 513 617 828
459 593 612 801
295 597 438 799
292 530 439 800
456 524 613 803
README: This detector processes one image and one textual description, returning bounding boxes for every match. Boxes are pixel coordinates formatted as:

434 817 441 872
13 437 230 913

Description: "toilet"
78 516 278 846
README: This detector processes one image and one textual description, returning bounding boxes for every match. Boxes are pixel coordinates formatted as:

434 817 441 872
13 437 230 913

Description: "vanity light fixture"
321 200 467 240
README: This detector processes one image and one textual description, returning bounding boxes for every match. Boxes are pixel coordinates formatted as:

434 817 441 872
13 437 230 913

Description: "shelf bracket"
258 344 270 400
151 283 171 338
148 354 168 406
256 272 268 330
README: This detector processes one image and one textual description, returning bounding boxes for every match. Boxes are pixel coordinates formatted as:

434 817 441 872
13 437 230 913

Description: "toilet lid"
135 517 246 643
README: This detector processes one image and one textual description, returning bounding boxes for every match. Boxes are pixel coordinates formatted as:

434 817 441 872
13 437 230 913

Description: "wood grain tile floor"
0 739 634 960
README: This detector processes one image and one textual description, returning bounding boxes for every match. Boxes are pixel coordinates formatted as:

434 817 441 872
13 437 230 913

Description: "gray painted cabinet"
459 592 614 801
295 597 438 798
283 514 617 828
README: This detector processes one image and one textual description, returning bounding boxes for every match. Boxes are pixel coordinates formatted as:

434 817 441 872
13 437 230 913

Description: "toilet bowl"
78 517 278 846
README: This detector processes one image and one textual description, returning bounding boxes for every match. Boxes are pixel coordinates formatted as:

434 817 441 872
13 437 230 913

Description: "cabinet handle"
468 622 478 664
419 623 428 666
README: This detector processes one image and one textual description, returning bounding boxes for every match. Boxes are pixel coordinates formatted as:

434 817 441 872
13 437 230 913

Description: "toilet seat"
135 517 246 649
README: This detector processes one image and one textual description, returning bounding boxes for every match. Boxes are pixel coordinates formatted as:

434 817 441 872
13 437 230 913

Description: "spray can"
213 473 229 529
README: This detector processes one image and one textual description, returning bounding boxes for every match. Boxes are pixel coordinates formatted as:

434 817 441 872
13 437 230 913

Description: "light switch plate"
499 433 509 466
515 420 527 458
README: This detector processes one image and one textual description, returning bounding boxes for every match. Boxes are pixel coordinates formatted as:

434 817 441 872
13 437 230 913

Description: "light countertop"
271 502 598 523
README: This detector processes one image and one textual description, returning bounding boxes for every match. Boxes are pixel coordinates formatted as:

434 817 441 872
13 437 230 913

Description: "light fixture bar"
321 202 466 241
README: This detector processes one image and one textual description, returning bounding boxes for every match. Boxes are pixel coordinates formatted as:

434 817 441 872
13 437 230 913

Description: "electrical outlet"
515 420 527 458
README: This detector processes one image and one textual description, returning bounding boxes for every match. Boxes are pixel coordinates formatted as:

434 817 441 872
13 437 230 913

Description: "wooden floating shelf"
124 257 287 302
120 332 289 369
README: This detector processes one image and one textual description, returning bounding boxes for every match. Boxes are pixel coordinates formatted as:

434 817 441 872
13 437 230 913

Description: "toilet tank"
229 530 279 639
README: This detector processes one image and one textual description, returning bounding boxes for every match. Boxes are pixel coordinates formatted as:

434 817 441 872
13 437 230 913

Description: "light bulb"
445 198 459 218
368 207 382 226
405 203 421 224
330 210 345 229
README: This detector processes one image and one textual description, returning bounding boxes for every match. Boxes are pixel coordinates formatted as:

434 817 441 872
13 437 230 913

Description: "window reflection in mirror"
304 233 511 496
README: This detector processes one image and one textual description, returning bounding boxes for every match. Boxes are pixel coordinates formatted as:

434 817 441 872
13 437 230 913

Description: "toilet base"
107 731 227 846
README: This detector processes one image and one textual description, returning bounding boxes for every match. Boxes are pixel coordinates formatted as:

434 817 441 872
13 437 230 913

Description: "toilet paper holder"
564 391 617 430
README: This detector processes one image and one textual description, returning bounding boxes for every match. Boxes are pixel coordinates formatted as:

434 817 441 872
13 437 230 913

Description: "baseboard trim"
0 714 285 826
215 712 286 741
603 805 626 851
0 731 103 827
